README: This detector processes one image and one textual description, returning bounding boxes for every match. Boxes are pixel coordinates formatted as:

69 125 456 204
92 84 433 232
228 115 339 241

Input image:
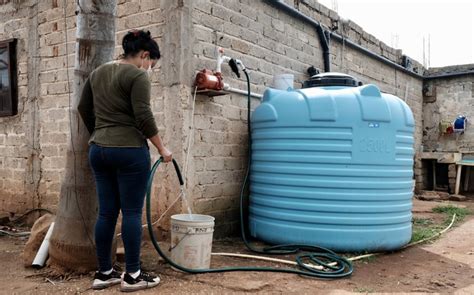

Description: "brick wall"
0 0 35 212
422 66 474 152
0 0 176 217
187 0 423 236
1 0 429 237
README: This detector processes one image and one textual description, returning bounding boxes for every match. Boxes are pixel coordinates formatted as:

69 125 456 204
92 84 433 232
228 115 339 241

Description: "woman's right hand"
148 134 172 162
159 146 172 163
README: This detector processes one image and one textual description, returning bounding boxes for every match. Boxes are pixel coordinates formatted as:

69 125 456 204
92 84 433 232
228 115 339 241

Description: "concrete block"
205 158 224 171
202 184 224 199
448 164 457 172
196 171 215 185
416 190 449 201
448 194 466 202
194 115 212 130
230 38 250 54
194 198 214 213
192 143 213 157
139 0 160 11
117 1 140 17
224 158 242 170
212 145 233 157
209 117 229 131
222 106 241 120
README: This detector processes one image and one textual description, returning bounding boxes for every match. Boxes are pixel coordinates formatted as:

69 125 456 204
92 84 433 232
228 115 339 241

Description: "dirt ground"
1 199 473 295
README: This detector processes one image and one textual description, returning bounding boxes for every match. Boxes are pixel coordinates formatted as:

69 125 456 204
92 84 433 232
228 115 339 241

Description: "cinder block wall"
422 66 474 152
0 0 185 222
0 0 40 212
187 0 423 236
1 0 428 237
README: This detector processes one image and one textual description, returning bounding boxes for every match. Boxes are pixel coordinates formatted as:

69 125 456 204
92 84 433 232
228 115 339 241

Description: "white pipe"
216 47 231 73
223 83 263 99
212 252 324 270
32 222 55 268
212 214 458 269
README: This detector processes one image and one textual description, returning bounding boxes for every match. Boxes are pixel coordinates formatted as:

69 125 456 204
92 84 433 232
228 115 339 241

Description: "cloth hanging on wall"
439 121 453 135
453 116 468 134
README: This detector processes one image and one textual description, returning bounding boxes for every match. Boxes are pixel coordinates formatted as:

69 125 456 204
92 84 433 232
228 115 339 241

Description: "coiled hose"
145 69 353 278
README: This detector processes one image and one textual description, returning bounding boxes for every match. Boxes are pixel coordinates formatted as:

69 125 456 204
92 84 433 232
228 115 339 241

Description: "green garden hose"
146 158 352 278
145 68 353 278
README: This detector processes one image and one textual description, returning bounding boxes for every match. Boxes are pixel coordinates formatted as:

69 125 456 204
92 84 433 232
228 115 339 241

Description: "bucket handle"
169 229 193 251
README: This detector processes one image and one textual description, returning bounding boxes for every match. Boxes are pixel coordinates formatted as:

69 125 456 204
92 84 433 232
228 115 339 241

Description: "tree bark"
48 0 116 273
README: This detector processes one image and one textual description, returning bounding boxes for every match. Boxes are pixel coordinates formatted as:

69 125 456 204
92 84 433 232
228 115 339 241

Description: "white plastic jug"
273 73 294 90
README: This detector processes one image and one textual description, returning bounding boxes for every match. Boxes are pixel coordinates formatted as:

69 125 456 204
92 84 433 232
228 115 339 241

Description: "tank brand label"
368 122 380 128
359 137 391 153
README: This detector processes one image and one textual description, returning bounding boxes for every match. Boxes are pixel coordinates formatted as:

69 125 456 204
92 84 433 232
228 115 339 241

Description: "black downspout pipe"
264 0 423 79
265 0 474 80
323 30 331 72
316 26 330 72
267 0 331 72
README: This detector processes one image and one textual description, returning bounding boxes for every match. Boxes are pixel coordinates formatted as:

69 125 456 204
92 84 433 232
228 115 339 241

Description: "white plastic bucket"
273 74 294 90
170 214 215 270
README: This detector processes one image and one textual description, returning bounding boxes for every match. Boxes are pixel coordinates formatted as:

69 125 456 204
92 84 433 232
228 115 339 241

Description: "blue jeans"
89 144 150 273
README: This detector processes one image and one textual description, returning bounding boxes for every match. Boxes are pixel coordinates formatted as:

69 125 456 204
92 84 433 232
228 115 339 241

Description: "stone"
430 279 447 287
417 190 450 201
449 194 467 202
437 191 450 200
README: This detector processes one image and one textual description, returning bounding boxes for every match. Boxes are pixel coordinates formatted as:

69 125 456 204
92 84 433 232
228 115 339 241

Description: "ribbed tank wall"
249 84 415 252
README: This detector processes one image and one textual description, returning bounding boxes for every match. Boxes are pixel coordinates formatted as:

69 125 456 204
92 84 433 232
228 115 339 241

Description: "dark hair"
122 30 160 59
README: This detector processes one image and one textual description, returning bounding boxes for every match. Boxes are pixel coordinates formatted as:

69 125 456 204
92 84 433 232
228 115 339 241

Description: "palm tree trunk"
48 0 116 273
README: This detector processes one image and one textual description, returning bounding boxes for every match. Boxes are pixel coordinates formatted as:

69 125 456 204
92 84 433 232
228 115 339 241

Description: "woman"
78 29 172 292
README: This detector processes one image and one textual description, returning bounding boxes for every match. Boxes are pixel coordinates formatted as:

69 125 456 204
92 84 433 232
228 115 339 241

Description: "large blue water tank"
249 73 415 252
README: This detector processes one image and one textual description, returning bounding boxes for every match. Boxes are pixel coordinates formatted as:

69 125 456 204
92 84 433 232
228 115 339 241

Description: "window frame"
0 38 18 117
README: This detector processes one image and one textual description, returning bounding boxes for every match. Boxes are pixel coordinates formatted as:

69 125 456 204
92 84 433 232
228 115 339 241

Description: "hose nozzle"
228 58 240 78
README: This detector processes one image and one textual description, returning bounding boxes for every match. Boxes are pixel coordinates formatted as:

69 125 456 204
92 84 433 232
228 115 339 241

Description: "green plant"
412 217 434 226
411 225 441 243
410 205 471 243
432 205 470 224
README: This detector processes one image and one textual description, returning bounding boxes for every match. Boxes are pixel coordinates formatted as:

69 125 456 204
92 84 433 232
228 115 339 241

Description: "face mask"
141 57 152 78
146 65 152 78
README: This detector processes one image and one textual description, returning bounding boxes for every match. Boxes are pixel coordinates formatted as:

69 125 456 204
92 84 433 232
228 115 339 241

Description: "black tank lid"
303 72 361 88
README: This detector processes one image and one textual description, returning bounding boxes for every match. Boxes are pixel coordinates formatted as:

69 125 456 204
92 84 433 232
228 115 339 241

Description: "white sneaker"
120 271 160 292
92 269 122 290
